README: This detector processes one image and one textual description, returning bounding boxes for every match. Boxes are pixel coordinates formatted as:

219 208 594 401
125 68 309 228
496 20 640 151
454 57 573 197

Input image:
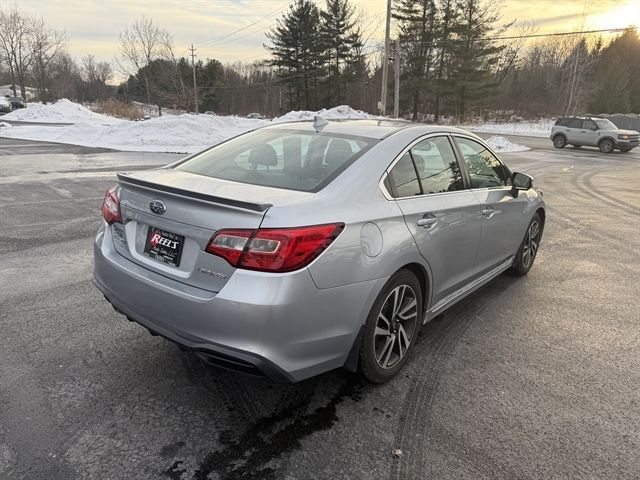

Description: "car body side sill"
424 256 514 323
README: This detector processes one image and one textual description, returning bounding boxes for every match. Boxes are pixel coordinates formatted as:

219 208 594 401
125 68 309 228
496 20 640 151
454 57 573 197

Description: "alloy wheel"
374 285 418 369
521 220 540 269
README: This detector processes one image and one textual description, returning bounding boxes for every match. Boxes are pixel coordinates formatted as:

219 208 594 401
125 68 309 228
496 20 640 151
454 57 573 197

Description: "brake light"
205 223 344 272
101 186 121 224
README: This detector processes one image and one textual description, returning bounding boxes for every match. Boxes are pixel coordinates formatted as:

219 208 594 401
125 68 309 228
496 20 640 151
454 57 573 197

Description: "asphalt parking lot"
1 135 639 480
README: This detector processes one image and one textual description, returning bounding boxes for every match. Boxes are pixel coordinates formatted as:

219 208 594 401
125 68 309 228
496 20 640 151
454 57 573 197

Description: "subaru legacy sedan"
94 119 545 383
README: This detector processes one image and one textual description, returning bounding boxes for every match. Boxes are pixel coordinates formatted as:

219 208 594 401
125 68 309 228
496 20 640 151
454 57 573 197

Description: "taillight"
101 186 121 224
205 223 344 273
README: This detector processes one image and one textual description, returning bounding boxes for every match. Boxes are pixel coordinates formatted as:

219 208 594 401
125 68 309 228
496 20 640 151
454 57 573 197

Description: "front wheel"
359 269 423 383
553 135 567 149
598 138 614 153
510 213 543 276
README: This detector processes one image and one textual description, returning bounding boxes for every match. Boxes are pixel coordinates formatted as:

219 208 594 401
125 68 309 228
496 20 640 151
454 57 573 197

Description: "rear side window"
387 152 422 197
555 118 569 126
567 118 583 128
455 137 509 189
387 136 464 198
583 120 597 130
176 129 377 192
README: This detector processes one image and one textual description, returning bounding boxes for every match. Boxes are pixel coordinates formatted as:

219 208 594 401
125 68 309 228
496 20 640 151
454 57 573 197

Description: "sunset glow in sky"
15 0 640 66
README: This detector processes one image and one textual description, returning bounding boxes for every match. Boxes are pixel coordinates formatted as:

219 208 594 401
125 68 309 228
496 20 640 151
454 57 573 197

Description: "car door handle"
482 207 495 218
417 214 437 228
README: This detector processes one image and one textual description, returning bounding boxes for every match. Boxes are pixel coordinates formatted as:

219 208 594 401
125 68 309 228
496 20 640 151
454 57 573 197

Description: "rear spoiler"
117 173 273 213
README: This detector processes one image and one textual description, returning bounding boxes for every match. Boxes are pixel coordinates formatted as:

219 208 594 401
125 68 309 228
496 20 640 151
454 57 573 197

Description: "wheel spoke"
392 286 405 317
382 336 395 367
378 312 391 328
398 324 410 358
397 298 417 320
375 326 391 337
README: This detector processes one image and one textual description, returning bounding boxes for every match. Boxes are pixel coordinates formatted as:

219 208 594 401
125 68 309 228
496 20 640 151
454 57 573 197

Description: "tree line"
0 2 638 120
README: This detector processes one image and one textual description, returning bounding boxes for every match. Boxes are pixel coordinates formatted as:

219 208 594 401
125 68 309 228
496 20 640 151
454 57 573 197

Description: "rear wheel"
510 213 543 276
598 138 615 153
553 134 567 149
359 269 422 383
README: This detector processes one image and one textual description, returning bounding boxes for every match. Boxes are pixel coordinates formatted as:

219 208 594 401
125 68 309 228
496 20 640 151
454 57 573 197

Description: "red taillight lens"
101 186 121 224
205 229 252 267
205 223 344 273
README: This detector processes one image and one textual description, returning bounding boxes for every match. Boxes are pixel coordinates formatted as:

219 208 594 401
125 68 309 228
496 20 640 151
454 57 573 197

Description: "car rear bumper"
93 223 384 382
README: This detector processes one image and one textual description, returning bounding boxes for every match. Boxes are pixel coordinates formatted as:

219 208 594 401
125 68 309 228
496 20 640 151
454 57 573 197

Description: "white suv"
550 117 639 153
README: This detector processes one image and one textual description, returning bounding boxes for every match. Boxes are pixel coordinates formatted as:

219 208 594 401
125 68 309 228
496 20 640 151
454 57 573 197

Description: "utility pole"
379 0 392 116
190 44 198 114
394 38 400 119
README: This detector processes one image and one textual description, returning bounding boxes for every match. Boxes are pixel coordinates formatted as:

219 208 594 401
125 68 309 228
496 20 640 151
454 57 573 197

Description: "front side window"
386 136 464 198
455 137 509 189
411 136 464 194
176 129 376 192
594 119 616 130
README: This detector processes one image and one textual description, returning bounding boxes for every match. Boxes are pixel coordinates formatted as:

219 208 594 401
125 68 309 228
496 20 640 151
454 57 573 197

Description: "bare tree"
117 16 173 106
30 17 67 103
0 6 34 98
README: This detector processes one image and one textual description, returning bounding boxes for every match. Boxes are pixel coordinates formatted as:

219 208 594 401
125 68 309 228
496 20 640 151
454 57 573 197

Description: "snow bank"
0 100 388 153
0 114 269 153
0 122 11 129
2 98 122 125
273 105 381 123
484 135 530 153
464 119 553 138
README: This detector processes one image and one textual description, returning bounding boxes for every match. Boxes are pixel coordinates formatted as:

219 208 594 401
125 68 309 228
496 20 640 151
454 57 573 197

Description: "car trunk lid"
110 169 310 292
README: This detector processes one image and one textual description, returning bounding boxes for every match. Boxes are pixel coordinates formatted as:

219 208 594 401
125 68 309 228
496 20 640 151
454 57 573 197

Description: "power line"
195 1 291 48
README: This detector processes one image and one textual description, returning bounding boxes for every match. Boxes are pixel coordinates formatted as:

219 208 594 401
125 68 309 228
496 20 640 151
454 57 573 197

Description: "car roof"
262 119 477 140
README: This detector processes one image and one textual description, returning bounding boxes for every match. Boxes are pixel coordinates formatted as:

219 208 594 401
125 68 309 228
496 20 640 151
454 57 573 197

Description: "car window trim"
451 134 512 190
379 133 468 200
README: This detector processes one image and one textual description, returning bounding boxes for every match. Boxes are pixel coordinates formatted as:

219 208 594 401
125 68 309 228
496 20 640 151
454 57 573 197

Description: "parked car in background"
247 112 264 119
0 96 11 114
94 120 545 383
8 96 25 109
204 111 217 116
551 116 639 153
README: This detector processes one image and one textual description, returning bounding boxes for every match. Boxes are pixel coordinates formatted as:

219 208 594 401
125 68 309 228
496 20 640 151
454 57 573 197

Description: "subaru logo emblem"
149 200 166 215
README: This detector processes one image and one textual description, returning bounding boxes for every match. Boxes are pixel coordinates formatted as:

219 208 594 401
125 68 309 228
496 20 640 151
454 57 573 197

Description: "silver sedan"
94 119 545 383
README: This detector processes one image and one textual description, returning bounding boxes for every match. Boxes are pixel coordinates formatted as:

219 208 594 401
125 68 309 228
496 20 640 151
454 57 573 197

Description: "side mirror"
511 172 533 197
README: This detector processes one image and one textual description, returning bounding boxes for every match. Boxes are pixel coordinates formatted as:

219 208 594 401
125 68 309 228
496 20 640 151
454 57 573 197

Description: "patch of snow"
0 122 11 128
463 119 554 138
0 84 37 100
273 105 382 123
484 135 530 153
2 99 122 125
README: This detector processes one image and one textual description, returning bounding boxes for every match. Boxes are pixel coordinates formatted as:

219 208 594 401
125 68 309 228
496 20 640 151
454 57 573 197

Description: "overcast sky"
14 0 640 67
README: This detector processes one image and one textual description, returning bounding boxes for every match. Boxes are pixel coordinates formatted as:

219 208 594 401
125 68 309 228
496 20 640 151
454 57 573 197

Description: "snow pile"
2 98 122 125
484 135 530 153
464 119 553 138
0 100 390 153
0 114 269 153
0 122 11 129
273 105 381 123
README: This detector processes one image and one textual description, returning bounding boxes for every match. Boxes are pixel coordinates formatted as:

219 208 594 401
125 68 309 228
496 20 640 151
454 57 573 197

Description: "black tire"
359 269 423 383
552 134 567 149
598 138 615 153
510 213 543 276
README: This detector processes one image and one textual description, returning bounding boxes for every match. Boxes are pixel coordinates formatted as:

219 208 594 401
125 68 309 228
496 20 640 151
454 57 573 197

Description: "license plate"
144 227 184 267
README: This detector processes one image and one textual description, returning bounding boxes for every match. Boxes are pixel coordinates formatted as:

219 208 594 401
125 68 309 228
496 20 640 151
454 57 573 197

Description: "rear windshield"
176 129 377 192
